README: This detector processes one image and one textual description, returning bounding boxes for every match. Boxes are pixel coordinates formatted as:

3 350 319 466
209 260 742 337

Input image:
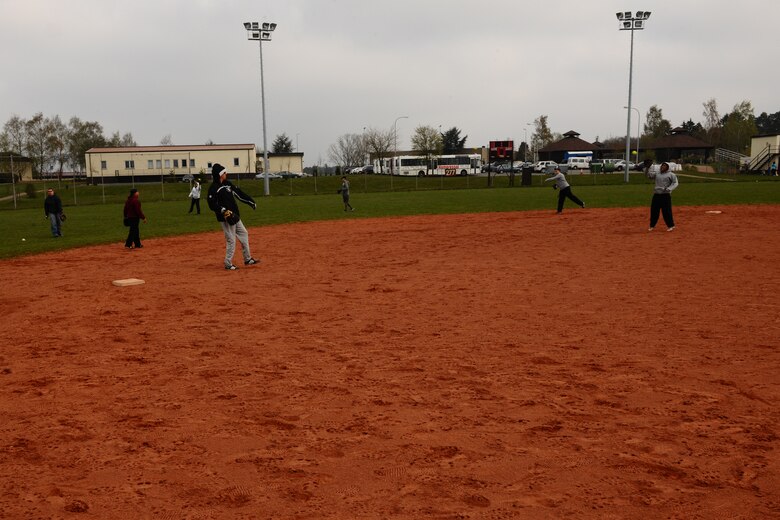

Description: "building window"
183 158 188 167
173 159 179 168
164 159 171 168
124 160 135 169
207 162 213 169
233 157 239 167
147 160 153 169
156 160 162 169
189 159 195 167
100 161 107 170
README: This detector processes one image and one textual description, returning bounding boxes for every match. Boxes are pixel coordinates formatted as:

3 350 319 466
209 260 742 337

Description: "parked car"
615 160 636 171
533 160 558 173
496 161 525 174
482 162 504 173
351 165 374 174
180 173 195 183
255 172 282 180
278 171 305 179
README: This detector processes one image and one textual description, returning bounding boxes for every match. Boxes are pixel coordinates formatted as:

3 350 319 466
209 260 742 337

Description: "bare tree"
2 115 27 155
411 125 443 175
160 134 173 145
364 127 393 174
26 113 57 178
120 132 137 147
328 133 365 172
702 98 721 132
48 115 69 181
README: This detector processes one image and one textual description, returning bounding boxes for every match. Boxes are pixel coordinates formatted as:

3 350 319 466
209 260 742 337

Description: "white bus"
374 154 482 176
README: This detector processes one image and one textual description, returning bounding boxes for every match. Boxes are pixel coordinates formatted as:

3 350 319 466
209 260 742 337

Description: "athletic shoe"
581 203 585 208
225 264 239 270
244 258 259 265
667 226 675 232
648 227 654 232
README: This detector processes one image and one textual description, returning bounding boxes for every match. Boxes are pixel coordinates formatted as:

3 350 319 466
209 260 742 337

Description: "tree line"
326 126 468 174
324 98 779 172
0 113 142 180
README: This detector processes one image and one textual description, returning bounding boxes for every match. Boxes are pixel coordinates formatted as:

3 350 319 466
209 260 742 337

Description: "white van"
566 157 591 170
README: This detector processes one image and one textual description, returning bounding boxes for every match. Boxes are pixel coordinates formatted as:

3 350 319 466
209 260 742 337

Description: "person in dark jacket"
43 188 63 237
123 188 147 249
207 163 258 270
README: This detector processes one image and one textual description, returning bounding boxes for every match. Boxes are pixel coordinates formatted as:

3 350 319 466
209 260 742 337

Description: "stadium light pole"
616 10 651 182
392 115 408 190
244 21 277 196
624 106 641 161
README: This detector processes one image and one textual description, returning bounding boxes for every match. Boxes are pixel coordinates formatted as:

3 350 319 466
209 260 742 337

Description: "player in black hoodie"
207 163 259 270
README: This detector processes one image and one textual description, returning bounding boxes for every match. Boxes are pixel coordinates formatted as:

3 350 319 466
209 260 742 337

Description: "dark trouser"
189 198 200 214
650 193 674 228
125 217 141 247
557 186 584 213
342 193 352 210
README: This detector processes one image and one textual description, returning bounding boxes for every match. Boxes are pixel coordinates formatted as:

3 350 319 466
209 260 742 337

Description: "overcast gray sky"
1 0 777 166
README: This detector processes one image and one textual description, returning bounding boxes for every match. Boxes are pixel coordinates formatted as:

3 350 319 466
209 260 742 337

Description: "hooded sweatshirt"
207 164 256 222
645 163 679 194
544 171 570 190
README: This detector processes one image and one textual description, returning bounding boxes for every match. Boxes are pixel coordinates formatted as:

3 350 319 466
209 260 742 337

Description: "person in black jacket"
43 188 63 237
207 164 258 270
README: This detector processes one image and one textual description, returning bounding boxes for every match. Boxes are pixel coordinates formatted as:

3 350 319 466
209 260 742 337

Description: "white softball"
22 238 26 241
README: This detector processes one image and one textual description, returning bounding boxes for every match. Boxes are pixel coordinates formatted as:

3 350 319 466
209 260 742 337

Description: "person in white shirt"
188 181 201 214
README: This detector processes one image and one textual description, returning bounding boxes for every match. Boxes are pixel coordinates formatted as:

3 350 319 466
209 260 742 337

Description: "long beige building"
85 144 256 183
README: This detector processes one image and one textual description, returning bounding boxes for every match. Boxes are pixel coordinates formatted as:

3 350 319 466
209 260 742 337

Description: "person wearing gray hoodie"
644 160 679 231
543 167 585 214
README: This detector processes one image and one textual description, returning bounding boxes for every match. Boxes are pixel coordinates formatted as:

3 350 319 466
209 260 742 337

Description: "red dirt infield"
1 205 778 519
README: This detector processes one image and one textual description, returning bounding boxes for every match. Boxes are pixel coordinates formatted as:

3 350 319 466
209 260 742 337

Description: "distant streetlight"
624 106 641 162
523 127 528 161
392 115 408 190
616 10 651 182
243 21 278 196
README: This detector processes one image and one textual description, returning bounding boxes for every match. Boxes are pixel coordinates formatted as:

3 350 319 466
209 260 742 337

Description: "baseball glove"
59 213 67 221
223 209 239 225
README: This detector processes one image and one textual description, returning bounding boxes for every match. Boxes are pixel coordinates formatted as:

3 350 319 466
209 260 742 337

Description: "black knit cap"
211 163 226 182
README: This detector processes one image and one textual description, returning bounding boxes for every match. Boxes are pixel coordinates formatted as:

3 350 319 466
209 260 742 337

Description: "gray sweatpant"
220 219 252 267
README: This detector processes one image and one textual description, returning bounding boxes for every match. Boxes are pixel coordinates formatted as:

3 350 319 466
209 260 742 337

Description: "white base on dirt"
112 278 145 287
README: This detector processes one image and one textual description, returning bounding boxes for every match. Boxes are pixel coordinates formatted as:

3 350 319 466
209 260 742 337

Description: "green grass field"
1 172 778 259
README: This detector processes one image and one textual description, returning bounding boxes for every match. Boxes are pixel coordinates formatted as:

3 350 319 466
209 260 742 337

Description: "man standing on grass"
207 163 258 271
43 188 63 237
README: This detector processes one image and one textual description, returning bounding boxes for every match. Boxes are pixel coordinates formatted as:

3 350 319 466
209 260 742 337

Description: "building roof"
538 131 598 153
86 144 256 153
643 129 713 150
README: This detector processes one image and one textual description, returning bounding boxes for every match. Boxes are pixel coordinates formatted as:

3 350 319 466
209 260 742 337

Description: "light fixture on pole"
244 21 278 196
616 10 651 182
624 106 641 162
392 115 408 190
